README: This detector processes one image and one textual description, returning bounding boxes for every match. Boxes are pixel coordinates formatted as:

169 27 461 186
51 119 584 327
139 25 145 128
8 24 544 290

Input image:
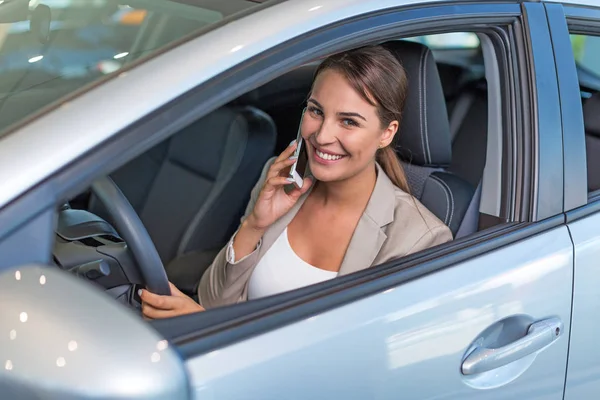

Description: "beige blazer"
198 160 452 308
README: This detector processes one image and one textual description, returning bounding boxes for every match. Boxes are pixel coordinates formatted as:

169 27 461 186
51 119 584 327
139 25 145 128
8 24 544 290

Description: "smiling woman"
305 45 411 192
0 0 273 137
135 44 455 317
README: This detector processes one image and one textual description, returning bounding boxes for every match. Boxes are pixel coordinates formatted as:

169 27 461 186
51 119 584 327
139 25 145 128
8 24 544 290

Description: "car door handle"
461 317 563 375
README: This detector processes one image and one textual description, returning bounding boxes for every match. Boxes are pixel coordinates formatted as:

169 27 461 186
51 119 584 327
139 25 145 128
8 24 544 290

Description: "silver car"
0 0 599 398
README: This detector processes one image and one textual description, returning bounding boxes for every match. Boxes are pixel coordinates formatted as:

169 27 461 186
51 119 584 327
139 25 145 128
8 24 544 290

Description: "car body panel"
556 2 600 398
544 2 588 212
564 213 600 399
523 2 566 220
186 227 573 399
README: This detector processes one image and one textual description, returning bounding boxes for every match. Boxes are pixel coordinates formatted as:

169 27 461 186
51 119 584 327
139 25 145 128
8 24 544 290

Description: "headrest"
584 92 600 138
381 41 452 167
228 63 318 107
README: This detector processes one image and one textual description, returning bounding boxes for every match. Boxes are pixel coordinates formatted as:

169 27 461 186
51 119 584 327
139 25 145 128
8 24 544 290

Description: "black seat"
448 78 488 188
382 41 476 237
231 63 318 155
91 106 276 272
583 92 600 192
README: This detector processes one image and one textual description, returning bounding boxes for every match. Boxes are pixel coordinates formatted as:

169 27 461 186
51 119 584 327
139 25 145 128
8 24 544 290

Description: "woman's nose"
314 119 337 144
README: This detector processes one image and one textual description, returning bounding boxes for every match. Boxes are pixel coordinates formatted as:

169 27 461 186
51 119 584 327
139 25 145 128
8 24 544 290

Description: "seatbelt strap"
455 179 482 239
449 93 475 143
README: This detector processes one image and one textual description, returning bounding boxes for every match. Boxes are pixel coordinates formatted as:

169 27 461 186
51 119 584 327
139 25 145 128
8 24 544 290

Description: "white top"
247 228 338 300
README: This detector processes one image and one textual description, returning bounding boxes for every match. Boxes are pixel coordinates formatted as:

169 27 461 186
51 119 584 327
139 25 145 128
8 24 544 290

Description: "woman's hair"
312 45 410 193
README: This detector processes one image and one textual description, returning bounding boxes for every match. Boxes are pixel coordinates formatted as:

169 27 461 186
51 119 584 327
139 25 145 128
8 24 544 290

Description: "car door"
0 1 572 400
545 1 600 399
150 3 572 399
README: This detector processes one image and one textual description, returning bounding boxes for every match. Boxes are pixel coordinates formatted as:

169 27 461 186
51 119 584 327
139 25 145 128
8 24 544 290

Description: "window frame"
154 4 557 354
555 3 600 221
0 2 564 354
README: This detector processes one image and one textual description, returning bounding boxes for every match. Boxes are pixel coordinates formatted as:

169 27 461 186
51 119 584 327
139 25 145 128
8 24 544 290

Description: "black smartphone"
288 108 309 188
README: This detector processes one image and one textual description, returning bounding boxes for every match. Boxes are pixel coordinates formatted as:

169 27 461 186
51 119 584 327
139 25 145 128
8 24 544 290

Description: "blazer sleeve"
197 157 275 309
406 223 453 255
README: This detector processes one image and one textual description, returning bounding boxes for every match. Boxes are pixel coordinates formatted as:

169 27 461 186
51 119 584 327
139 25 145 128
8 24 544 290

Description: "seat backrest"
382 40 476 237
448 79 488 188
231 63 318 154
91 106 276 263
583 92 600 192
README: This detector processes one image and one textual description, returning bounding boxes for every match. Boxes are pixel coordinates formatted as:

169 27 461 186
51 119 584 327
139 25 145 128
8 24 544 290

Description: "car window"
571 34 600 77
404 32 480 49
568 33 600 194
0 0 271 138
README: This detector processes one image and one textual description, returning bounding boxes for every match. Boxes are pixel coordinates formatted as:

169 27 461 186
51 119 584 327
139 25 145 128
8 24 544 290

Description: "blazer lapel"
338 164 396 276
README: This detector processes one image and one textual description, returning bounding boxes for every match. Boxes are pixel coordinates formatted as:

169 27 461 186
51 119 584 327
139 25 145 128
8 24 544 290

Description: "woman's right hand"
246 141 313 231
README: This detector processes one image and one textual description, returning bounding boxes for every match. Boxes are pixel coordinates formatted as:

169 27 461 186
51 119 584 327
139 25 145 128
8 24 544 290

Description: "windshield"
0 0 271 137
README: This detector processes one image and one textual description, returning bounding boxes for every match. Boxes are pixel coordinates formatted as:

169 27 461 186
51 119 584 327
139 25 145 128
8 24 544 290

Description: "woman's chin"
309 164 343 183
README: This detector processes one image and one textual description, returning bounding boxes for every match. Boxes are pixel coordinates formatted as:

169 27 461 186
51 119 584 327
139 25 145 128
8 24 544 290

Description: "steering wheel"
90 177 171 296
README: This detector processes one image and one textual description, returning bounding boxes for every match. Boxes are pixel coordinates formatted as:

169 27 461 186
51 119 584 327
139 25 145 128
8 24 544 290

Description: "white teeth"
316 150 342 161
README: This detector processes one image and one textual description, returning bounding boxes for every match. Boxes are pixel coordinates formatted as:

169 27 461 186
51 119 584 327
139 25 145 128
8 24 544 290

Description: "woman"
140 45 453 319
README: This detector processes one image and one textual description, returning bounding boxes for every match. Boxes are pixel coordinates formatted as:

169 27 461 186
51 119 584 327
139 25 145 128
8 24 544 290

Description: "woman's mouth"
312 146 346 164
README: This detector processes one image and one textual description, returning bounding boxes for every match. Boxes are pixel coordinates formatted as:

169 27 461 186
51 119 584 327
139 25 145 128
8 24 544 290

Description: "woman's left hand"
140 282 205 319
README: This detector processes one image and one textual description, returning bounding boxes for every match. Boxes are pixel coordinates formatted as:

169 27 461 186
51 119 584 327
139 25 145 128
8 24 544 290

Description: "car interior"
584 91 600 193
568 34 600 195
54 33 495 308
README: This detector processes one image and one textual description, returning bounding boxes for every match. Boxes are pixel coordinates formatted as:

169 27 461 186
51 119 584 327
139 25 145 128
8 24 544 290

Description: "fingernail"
289 139 296 146
138 289 143 297
289 155 298 160
286 177 295 182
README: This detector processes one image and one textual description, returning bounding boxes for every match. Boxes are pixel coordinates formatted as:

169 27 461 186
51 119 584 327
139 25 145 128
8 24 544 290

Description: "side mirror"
0 265 190 399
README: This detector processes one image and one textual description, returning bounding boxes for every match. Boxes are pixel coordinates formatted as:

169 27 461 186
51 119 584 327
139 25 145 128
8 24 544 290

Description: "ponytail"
377 146 411 194
377 145 431 227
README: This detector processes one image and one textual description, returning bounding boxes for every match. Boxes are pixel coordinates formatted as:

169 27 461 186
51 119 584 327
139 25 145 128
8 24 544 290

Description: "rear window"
405 32 480 49
571 34 600 76
0 0 270 137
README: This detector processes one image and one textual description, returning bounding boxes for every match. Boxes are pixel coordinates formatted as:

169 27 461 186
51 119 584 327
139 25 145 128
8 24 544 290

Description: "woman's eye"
308 106 323 117
342 118 358 127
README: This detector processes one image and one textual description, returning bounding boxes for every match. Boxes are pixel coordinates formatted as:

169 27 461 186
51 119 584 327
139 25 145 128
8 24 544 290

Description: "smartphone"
288 108 309 189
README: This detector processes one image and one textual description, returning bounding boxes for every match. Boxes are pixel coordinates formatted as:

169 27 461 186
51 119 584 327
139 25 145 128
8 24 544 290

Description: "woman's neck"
312 162 377 210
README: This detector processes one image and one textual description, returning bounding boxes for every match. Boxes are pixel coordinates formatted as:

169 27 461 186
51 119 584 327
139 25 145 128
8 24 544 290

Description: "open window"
51 18 519 316
566 33 600 196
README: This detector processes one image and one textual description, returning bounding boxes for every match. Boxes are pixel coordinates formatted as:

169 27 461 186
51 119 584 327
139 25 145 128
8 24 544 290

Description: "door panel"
565 213 600 399
186 227 573 399
550 3 600 399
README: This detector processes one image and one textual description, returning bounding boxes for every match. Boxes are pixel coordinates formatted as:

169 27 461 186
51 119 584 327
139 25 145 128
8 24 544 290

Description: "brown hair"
312 45 410 193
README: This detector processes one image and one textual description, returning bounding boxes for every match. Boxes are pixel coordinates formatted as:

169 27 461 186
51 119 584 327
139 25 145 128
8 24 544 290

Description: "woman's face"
302 69 398 183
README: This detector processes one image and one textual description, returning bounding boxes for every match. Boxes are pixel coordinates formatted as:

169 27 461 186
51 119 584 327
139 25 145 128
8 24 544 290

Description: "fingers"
267 140 300 179
267 154 298 180
142 302 179 320
274 140 298 163
300 176 314 194
288 177 313 200
140 289 176 310
168 282 185 298
139 287 205 320
266 176 295 189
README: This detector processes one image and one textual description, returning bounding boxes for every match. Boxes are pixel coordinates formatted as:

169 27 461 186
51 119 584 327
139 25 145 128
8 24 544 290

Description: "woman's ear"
379 120 399 148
